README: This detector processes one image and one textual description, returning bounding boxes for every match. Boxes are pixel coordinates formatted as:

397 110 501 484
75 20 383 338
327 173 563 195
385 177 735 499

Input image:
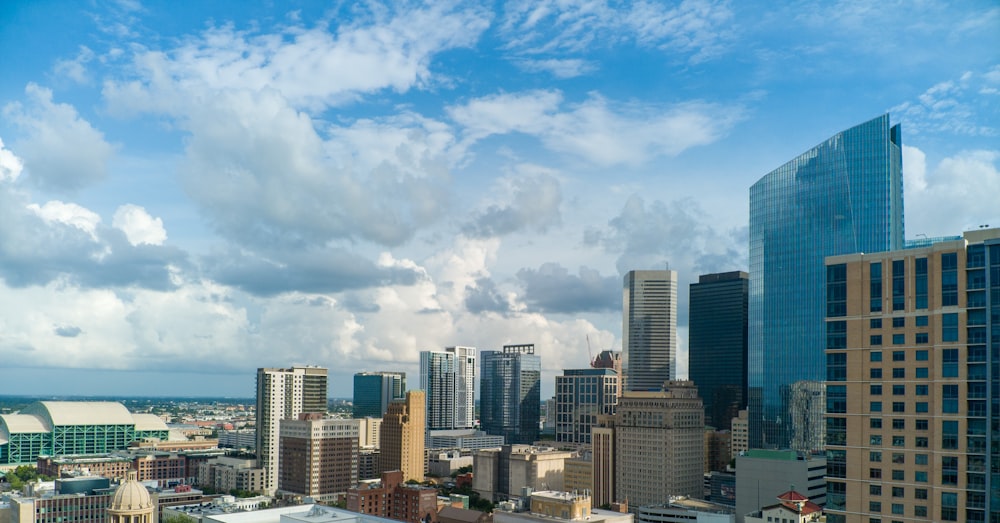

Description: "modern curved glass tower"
748 114 904 450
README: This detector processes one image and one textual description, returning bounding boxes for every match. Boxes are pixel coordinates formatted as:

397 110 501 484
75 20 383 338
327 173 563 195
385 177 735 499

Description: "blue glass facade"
748 114 904 450
480 344 540 444
352 371 406 418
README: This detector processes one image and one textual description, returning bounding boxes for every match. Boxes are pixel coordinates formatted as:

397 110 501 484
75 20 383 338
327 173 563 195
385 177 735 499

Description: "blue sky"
0 0 997 398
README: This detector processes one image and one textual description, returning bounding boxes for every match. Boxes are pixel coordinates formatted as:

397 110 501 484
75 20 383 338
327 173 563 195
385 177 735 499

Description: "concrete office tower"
735 450 826 523
591 415 616 508
748 114 904 450
481 344 541 444
555 368 619 444
420 346 477 430
256 366 328 493
278 414 360 500
689 271 748 430
615 383 704 507
471 445 576 502
380 390 426 482
824 228 1000 523
352 371 406 418
623 270 677 391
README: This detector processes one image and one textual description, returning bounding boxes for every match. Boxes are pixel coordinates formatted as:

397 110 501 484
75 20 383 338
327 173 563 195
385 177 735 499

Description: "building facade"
380 390 425 482
353 372 407 419
623 270 677 391
346 470 439 523
420 347 476 431
255 366 328 493
481 345 541 444
555 368 619 444
591 415 616 508
689 271 748 430
472 445 575 502
278 414 360 500
614 384 704 507
734 450 826 523
748 114 904 450
823 228 1000 523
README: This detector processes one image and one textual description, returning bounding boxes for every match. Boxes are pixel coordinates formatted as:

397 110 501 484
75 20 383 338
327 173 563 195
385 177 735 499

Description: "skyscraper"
824 228 1000 523
623 270 677 391
748 114 904 450
480 344 541 444
689 271 749 430
380 390 426 482
256 366 328 493
278 414 359 500
419 346 477 430
555 368 619 444
352 371 406 419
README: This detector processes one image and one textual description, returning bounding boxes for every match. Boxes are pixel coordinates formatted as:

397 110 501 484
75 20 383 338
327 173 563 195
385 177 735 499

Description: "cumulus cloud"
464 277 514 314
904 146 1000 237
516 263 619 313
54 325 83 338
449 90 742 166
28 200 102 240
113 204 167 246
53 46 96 84
3 84 115 192
500 0 734 63
0 138 24 182
463 169 562 238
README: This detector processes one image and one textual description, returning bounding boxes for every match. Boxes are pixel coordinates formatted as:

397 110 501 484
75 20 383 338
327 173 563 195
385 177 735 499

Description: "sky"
0 0 997 399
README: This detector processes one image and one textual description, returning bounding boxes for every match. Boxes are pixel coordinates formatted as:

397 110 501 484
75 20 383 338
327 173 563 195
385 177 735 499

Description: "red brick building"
347 471 438 523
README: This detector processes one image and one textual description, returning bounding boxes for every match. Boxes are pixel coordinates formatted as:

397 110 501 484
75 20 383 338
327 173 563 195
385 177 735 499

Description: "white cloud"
464 167 563 237
904 147 1000 237
3 84 115 192
0 138 24 182
53 46 96 84
891 68 999 137
27 200 102 240
113 204 167 246
902 144 927 192
449 90 742 166
515 58 596 78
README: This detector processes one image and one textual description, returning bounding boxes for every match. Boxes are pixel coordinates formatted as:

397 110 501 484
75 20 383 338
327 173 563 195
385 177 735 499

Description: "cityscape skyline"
0 1 997 399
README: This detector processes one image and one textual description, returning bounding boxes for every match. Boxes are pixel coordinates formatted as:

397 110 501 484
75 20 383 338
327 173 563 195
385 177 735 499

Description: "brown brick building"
278 414 359 500
347 470 438 523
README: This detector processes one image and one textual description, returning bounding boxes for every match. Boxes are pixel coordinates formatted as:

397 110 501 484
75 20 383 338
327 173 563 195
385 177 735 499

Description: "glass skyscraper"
623 269 678 391
748 114 904 450
420 346 476 430
352 371 406 418
480 344 540 444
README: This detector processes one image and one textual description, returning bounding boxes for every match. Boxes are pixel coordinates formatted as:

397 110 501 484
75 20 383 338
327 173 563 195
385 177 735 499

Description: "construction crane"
586 335 594 367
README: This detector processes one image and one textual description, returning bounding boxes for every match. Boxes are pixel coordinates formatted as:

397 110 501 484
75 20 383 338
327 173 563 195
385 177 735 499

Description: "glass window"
915 332 928 344
871 335 883 346
915 350 928 361
915 257 928 309
914 506 927 518
827 264 847 317
870 318 882 329
891 419 904 430
892 435 905 447
915 488 927 499
870 451 882 462
942 313 958 342
916 402 928 412
870 484 882 496
827 320 847 349
915 470 927 482
892 384 905 395
941 252 958 307
892 368 905 378
870 262 883 312
891 503 904 515
892 351 905 361
915 454 928 465
942 456 958 485
892 260 905 311
870 351 882 361
871 401 882 412
942 348 958 377
827 352 847 381
942 420 958 449
871 435 883 445
871 368 883 379
916 384 928 395
892 333 905 345
870 418 882 429
916 419 928 430
942 384 959 413
941 491 958 521
915 437 928 448
892 317 905 328
891 452 904 464
916 367 928 378
827 385 846 414
870 384 883 395
870 468 882 479
915 315 928 326
870 500 882 513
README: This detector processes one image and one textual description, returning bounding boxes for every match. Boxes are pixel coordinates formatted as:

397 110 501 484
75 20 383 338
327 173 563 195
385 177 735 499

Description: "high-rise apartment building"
480 344 541 444
353 372 406 418
555 368 619 444
689 271 748 430
615 383 704 507
420 346 477 430
278 414 360 500
380 390 426 482
748 114 904 450
256 366 328 493
623 270 677 391
824 228 1000 523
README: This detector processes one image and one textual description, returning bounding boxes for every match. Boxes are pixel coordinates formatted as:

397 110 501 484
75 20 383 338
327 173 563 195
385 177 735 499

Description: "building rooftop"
205 504 399 523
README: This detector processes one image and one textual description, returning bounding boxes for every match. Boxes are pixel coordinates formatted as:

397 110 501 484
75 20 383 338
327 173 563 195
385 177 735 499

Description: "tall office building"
555 368 619 444
420 346 477 430
615 383 704 507
380 390 426 482
689 271 749 430
623 270 677 391
591 415 616 508
748 114 904 450
256 366 328 493
278 414 359 500
480 344 541 444
352 371 406 418
824 228 1000 523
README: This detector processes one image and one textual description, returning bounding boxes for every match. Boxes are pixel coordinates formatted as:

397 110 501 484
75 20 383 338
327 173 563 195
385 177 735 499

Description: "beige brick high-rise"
824 228 1000 523
380 390 426 482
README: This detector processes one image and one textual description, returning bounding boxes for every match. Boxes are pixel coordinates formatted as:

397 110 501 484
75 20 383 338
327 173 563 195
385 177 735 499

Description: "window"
871 401 882 412
870 501 882 513
892 317 905 328
870 351 882 361
870 451 882 462
870 262 883 312
915 488 927 499
916 315 928 326
827 385 846 414
915 350 928 361
915 367 928 378
891 503 904 515
915 454 928 465
871 368 883 379
892 402 905 413
892 333 905 345
916 419 928 430
916 402 928 412
915 437 928 448
892 350 904 361
892 260 905 311
891 486 904 497
870 384 883 395
914 506 927 518
892 384 905 395
942 348 958 377
870 318 882 329
827 417 846 445
942 313 959 342
941 252 958 307
915 471 927 482
827 352 847 381
916 257 928 309
941 491 958 521
942 420 958 449
870 418 883 429
942 384 959 413
827 321 847 349
915 333 928 344
870 484 882 496
828 264 847 317
916 384 928 395
870 335 883 346
870 468 882 479
942 456 958 485
892 368 905 378
871 435 883 445
892 435 905 447
891 419 905 430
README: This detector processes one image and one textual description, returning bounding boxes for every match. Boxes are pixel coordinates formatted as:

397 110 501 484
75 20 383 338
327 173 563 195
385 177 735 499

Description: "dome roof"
110 475 153 512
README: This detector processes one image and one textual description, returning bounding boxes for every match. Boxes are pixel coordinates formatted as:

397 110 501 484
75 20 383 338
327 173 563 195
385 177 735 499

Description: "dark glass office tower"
352 371 406 418
689 271 748 430
480 344 540 444
748 114 904 450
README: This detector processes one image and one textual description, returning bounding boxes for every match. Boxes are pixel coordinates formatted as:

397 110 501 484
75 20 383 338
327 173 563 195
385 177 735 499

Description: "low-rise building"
734 451 824 523
494 491 631 523
196 455 267 495
472 446 575 502
744 491 822 523
427 451 472 478
346 471 438 523
634 498 734 523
